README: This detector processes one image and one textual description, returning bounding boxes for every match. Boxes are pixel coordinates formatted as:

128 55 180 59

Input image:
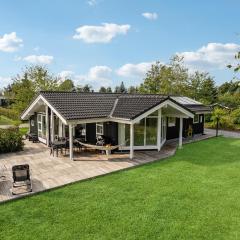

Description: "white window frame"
37 113 47 144
168 117 176 127
96 122 104 137
199 115 203 123
193 114 199 124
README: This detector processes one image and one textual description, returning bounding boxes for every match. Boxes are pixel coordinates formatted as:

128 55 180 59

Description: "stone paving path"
205 128 240 138
0 133 214 203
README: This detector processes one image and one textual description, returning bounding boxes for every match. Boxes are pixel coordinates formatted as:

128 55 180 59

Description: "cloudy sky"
0 0 239 90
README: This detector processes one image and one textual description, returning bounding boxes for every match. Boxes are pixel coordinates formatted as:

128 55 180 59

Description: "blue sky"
0 0 239 90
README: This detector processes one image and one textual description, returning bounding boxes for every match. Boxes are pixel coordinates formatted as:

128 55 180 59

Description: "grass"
19 127 29 136
0 115 14 125
1 137 240 239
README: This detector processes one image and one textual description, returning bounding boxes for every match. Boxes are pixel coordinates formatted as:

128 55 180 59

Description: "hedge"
0 128 24 153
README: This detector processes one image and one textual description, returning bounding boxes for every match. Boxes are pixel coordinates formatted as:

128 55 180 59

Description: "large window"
134 119 145 146
146 118 158 145
121 110 158 147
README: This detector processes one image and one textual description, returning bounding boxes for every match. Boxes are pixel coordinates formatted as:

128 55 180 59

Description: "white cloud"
179 43 240 70
0 32 23 52
73 23 131 43
142 12 158 20
58 70 74 79
87 0 97 6
116 62 154 78
22 55 54 64
74 65 112 88
0 76 11 87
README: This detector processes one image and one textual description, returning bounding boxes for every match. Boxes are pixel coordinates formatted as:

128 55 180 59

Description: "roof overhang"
21 94 67 125
131 98 194 124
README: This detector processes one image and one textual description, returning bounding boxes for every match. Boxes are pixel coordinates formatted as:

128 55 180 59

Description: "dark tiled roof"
24 91 211 121
112 95 167 119
40 91 119 120
183 104 212 113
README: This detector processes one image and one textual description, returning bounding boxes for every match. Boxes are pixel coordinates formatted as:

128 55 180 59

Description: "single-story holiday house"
21 91 211 160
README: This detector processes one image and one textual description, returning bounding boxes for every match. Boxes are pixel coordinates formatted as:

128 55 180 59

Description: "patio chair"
12 164 32 195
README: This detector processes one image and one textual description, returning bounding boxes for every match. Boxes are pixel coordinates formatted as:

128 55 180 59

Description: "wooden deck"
0 133 214 202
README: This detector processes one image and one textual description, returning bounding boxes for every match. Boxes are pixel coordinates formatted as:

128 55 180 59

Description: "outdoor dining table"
52 140 67 157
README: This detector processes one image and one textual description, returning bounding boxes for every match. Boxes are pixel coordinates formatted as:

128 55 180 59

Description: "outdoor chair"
12 164 32 195
27 133 39 143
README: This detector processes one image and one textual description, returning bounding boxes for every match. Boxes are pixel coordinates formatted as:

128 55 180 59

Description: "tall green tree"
106 87 112 93
99 86 107 93
58 79 75 91
5 65 59 113
115 82 127 93
76 84 93 92
188 72 217 104
139 56 189 95
128 86 138 94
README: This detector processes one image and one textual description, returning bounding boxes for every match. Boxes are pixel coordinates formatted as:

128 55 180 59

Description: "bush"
230 109 240 124
210 107 235 130
0 128 24 153
0 107 19 121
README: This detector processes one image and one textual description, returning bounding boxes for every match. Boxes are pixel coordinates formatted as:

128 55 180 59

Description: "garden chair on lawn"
12 164 32 195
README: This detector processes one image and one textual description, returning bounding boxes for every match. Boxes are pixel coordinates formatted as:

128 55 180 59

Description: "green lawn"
0 115 14 125
1 137 240 240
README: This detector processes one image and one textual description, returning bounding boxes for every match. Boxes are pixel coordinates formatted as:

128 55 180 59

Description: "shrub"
0 128 24 153
230 109 240 124
210 107 235 130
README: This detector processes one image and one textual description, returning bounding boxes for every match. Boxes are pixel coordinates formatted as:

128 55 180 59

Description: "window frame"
96 122 104 137
193 114 199 124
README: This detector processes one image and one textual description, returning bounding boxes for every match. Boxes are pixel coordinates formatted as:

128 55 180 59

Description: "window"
199 115 203 123
146 117 157 145
193 114 199 123
96 123 103 137
134 119 145 146
37 113 46 139
168 117 176 127
120 112 158 147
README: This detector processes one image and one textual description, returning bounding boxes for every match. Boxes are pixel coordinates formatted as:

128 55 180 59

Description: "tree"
58 79 75 91
115 82 127 93
227 51 240 75
106 87 112 93
139 56 189 95
128 86 138 93
5 65 59 113
99 86 107 93
76 84 93 92
199 76 217 104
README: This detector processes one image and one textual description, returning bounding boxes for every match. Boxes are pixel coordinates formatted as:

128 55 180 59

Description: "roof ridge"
109 97 119 118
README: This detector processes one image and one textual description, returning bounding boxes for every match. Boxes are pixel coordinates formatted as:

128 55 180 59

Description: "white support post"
130 123 134 159
69 124 73 160
157 108 162 151
58 118 63 137
62 123 66 138
50 110 54 143
45 105 49 146
179 117 183 149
